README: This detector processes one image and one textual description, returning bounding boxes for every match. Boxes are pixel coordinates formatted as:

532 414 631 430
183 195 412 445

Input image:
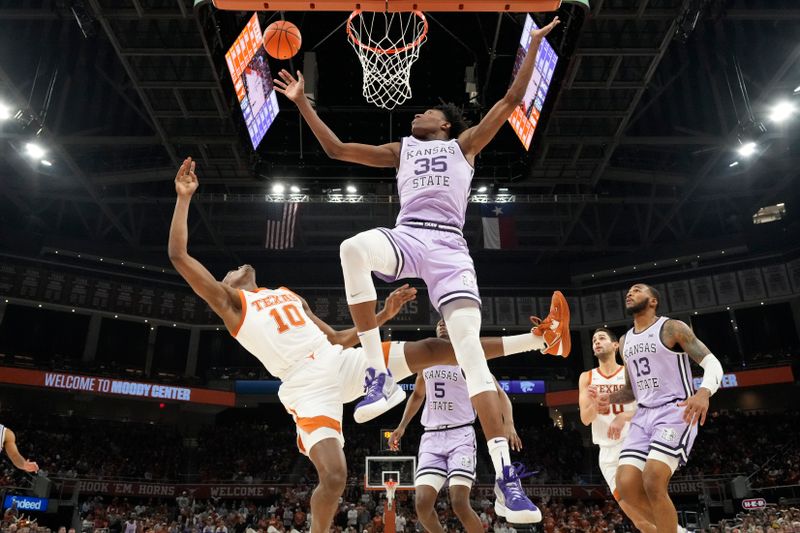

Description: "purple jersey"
421 365 476 429
621 316 694 408
395 136 474 230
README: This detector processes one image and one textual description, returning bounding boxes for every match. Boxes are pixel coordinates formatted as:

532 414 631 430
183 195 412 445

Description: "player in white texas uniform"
168 159 563 533
0 423 39 473
275 17 564 524
579 328 657 533
388 320 529 533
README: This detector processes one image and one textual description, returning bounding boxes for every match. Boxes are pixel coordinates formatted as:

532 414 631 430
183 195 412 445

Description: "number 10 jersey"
233 287 330 381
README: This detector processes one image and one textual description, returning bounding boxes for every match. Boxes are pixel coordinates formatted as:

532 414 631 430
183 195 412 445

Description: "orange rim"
346 10 428 56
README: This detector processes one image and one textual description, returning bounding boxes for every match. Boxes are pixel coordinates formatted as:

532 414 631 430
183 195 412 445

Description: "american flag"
265 202 299 249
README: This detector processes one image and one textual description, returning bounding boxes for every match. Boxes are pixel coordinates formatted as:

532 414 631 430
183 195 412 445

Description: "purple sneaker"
353 368 405 423
494 462 542 523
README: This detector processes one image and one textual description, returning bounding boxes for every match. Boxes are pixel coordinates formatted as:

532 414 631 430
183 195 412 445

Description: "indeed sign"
3 495 49 512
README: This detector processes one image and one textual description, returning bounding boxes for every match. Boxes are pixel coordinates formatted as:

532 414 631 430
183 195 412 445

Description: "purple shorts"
619 401 698 469
416 425 477 484
375 225 480 311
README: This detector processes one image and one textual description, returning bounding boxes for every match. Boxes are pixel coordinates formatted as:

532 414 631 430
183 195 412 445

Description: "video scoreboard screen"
225 13 280 149
507 14 559 150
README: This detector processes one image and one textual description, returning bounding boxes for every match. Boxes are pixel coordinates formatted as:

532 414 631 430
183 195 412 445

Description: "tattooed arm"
608 363 635 404
662 319 721 426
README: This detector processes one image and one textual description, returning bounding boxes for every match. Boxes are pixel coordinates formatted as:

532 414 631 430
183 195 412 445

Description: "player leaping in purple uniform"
276 16 563 523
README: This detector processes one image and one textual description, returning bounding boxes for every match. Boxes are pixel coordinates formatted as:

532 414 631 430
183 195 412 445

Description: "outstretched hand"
22 460 39 473
532 16 560 40
387 427 404 451
175 157 198 198
274 69 305 102
382 284 417 320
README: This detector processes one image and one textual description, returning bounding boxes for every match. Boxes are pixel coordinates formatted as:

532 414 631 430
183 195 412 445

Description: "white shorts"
598 442 623 498
278 341 411 456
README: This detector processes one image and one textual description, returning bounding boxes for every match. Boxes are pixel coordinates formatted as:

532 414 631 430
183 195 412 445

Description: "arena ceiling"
0 0 798 277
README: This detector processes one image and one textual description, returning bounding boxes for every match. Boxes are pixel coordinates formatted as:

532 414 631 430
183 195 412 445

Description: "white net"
384 480 397 511
347 10 428 110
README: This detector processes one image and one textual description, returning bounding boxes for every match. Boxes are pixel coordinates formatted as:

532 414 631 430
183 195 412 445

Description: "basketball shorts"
374 224 481 312
278 341 412 456
598 442 624 499
618 402 699 474
415 425 477 492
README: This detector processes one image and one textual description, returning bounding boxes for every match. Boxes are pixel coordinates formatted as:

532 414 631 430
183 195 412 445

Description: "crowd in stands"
710 506 800 532
677 411 800 487
2 408 800 533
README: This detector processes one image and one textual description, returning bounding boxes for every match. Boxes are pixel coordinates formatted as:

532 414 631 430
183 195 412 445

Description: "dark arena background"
0 1 799 532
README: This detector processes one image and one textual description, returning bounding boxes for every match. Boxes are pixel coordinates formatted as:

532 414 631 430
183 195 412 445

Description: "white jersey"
589 367 636 447
233 287 331 380
0 424 5 453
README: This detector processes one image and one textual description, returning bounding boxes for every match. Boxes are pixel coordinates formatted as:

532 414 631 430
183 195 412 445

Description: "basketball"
263 20 302 60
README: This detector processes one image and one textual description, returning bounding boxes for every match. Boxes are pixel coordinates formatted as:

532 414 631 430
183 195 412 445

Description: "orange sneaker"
531 291 571 357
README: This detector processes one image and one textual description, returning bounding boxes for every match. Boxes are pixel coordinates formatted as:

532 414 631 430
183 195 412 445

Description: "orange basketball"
263 20 302 60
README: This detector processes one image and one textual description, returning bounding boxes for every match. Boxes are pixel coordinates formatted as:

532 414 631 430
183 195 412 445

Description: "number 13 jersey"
233 287 330 380
621 316 694 409
589 367 636 447
396 137 474 229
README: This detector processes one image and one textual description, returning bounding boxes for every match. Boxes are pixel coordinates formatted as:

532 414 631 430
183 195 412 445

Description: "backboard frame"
365 455 417 491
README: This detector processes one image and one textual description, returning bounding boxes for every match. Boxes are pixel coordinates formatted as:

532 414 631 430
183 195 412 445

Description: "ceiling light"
0 103 10 121
25 142 45 159
498 187 509 192
40 159 52 167
346 184 357 194
737 142 757 158
794 85 800 94
729 161 739 167
290 185 300 193
769 101 796 123
477 186 487 193
272 183 285 194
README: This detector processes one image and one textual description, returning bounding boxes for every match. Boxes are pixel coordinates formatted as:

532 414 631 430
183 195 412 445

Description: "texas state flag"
481 203 518 249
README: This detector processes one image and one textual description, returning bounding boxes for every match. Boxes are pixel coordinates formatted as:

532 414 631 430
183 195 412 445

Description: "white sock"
359 327 387 373
532 333 546 352
487 437 511 479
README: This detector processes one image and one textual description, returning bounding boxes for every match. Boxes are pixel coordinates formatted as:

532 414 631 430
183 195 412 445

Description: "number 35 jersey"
621 316 694 409
421 365 476 430
395 136 474 230
233 287 330 380
589 367 636 447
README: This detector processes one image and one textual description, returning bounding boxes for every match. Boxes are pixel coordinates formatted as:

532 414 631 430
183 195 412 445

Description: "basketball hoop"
384 479 398 511
346 10 428 110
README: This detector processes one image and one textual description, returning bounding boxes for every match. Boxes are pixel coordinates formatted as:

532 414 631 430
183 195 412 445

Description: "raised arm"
300 285 417 349
578 371 597 426
3 429 38 472
457 17 560 158
388 373 426 451
274 69 400 168
168 158 241 332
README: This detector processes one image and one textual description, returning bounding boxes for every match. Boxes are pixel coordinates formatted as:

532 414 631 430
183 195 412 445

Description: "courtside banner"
61 479 707 499
545 366 794 407
0 367 235 407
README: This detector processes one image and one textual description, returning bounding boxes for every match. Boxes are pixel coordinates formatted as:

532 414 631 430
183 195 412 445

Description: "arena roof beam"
0 64 138 248
648 42 800 243
543 0 688 262
87 0 237 262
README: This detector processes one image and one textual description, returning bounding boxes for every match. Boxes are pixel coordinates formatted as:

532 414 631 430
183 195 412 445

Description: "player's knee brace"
442 305 495 397
340 230 396 305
